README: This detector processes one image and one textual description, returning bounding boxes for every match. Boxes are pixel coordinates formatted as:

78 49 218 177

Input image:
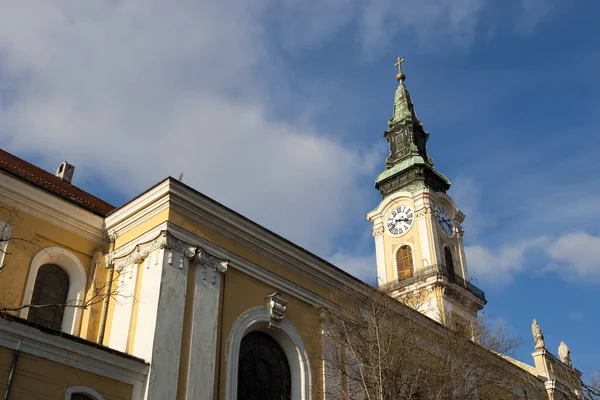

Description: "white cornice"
109 221 327 308
0 318 148 387
0 172 105 243
104 180 171 236
106 179 364 294
107 195 457 337
167 223 328 308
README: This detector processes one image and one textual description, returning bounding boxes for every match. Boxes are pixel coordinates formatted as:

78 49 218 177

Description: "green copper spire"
374 58 450 198
390 81 421 127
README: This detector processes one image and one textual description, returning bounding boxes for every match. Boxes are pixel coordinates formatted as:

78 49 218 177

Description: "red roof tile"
0 148 115 216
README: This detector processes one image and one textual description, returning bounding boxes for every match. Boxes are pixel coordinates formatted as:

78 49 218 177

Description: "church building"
0 60 584 399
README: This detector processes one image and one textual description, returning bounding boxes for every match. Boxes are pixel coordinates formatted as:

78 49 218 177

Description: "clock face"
436 206 455 237
386 206 414 236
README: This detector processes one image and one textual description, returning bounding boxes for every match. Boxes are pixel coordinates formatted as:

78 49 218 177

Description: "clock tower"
366 59 486 330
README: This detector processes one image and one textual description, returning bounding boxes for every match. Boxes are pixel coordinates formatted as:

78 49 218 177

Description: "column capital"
106 230 196 270
195 248 229 284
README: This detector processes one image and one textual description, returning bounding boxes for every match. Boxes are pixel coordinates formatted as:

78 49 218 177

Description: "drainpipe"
98 235 116 345
4 339 22 400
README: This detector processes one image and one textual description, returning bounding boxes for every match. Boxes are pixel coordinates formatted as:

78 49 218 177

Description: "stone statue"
558 341 572 367
532 319 545 349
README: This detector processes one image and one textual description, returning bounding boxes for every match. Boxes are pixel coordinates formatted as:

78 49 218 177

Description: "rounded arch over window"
443 247 456 281
27 264 70 330
226 306 312 400
238 331 292 399
21 247 87 335
396 245 414 280
65 386 104 400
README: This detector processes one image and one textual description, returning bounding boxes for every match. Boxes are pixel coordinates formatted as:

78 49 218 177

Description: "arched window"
396 245 413 280
238 331 291 400
27 264 69 331
444 247 456 281
65 386 104 400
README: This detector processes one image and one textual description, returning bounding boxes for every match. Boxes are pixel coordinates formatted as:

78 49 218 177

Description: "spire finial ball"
394 57 406 82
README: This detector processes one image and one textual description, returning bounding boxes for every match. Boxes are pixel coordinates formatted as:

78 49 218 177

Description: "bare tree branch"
309 285 548 400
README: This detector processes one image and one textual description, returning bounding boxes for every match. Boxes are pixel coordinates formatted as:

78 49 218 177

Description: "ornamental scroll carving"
106 231 196 271
415 206 431 218
195 248 228 284
372 226 385 237
106 231 229 282
266 292 288 329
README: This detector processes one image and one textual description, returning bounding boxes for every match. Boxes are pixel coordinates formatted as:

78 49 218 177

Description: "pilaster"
455 227 469 281
184 249 228 400
413 189 436 268
106 230 228 400
372 225 387 285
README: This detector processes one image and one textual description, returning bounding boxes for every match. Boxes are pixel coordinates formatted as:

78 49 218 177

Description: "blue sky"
0 0 598 377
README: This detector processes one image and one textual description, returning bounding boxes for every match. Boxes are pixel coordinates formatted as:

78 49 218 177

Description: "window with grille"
396 245 413 280
27 263 70 331
238 331 291 400
444 247 456 282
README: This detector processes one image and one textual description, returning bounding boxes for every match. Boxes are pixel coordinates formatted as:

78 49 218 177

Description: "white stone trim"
0 172 105 243
109 263 139 352
373 231 387 285
0 220 11 269
65 386 104 400
111 223 328 309
105 179 363 294
0 318 148 400
226 306 312 400
20 247 87 335
167 223 328 308
366 190 415 219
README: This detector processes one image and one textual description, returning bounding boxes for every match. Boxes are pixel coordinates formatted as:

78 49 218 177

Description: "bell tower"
366 58 486 329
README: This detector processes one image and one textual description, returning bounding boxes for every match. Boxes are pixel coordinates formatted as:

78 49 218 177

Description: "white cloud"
449 176 492 241
0 1 487 264
328 252 376 283
466 232 600 287
465 237 548 287
516 0 556 34
546 232 600 283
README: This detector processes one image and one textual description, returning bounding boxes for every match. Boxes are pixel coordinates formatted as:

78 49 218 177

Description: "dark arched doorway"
238 331 291 400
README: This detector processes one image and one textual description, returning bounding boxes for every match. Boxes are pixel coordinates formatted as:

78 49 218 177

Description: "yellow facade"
0 347 132 400
0 149 581 400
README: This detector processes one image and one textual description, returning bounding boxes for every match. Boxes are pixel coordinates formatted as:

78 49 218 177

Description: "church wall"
0 346 133 400
112 209 170 249
0 201 102 339
168 209 329 298
217 266 324 399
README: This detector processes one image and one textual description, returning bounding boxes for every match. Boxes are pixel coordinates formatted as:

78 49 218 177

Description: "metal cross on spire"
394 57 406 82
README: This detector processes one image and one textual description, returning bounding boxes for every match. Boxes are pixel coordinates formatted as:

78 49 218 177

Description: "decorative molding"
0 318 148 400
195 248 228 284
106 231 196 270
266 292 288 329
167 223 326 308
372 226 384 237
415 206 431 218
0 172 105 243
104 180 363 296
225 306 312 400
20 247 87 335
